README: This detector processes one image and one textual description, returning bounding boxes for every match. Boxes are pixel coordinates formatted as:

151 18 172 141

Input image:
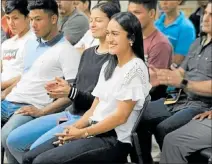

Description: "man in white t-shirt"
1 1 81 163
1 0 33 93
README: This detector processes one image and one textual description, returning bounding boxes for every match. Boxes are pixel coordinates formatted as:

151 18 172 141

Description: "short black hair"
28 0 58 16
80 0 91 11
5 0 29 16
128 0 158 11
97 0 121 11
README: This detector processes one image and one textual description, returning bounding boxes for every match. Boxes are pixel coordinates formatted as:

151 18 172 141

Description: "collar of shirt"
36 32 64 47
157 11 185 27
200 35 212 47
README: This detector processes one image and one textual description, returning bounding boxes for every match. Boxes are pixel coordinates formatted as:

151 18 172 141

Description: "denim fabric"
23 133 131 164
138 98 211 163
6 111 80 163
2 114 34 164
1 100 29 122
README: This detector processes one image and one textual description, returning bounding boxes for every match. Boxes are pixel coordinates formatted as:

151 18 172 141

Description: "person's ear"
51 14 58 25
149 9 156 19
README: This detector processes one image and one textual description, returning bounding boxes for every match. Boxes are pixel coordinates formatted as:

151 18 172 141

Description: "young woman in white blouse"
22 12 151 164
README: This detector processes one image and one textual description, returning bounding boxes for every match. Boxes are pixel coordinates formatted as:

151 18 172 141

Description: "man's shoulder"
179 14 195 30
53 38 80 56
67 9 88 23
151 30 172 47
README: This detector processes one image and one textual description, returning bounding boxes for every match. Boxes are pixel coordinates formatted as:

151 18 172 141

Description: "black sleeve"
68 48 95 113
71 88 95 113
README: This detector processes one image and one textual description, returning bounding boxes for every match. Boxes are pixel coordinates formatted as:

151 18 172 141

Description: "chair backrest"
131 95 151 133
130 95 151 164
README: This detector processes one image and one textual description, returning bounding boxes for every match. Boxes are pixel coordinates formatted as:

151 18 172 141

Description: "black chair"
129 95 151 164
188 148 212 164
200 148 212 164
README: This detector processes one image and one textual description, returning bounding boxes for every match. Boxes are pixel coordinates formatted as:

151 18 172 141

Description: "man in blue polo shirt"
155 0 196 65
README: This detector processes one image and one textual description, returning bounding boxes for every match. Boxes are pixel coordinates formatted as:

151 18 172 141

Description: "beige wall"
91 0 199 17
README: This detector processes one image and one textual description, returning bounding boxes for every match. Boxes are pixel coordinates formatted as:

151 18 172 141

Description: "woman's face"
106 19 131 55
89 8 110 39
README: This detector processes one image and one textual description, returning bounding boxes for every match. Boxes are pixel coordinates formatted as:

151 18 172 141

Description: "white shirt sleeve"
58 43 81 80
92 61 108 97
115 61 152 109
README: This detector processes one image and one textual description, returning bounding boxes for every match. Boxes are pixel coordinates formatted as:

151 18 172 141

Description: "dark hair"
92 2 120 19
80 0 91 11
128 0 157 11
5 0 29 16
97 0 121 11
27 0 58 16
104 12 144 80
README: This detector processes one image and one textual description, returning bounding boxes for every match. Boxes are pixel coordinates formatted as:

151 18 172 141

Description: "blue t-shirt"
155 11 196 56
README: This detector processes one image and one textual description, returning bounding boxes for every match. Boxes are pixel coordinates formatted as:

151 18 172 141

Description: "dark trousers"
23 131 131 164
139 98 211 163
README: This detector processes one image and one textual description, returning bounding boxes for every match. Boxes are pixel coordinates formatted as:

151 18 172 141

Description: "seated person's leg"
2 114 33 163
6 111 68 163
30 113 81 150
138 98 171 163
160 119 212 164
155 107 209 149
1 100 26 123
23 135 130 164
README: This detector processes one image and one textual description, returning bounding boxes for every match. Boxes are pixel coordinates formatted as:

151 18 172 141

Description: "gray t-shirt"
58 9 89 45
180 36 212 104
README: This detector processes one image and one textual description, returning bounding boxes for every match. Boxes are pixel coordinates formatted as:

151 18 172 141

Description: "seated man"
128 0 172 100
1 0 34 93
1 0 14 42
160 110 212 164
155 0 196 65
139 1 212 163
57 0 89 45
1 0 81 163
74 0 91 19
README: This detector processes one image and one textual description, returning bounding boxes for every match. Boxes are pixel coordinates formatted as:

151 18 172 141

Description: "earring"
130 42 133 46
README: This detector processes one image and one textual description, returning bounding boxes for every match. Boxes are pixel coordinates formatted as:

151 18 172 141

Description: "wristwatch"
180 79 188 89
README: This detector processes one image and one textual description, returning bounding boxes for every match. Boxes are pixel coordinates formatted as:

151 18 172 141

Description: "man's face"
74 1 87 12
202 3 212 35
128 3 152 29
159 0 181 14
29 9 57 39
56 0 74 16
6 9 29 35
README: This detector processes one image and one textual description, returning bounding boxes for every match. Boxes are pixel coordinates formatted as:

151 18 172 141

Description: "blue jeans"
1 100 31 164
138 98 211 163
2 114 34 164
1 100 29 122
6 111 80 163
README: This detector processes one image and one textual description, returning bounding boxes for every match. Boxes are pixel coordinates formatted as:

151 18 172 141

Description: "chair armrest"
200 148 212 159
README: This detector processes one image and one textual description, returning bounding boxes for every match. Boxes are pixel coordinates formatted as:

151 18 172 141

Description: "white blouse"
91 58 152 144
